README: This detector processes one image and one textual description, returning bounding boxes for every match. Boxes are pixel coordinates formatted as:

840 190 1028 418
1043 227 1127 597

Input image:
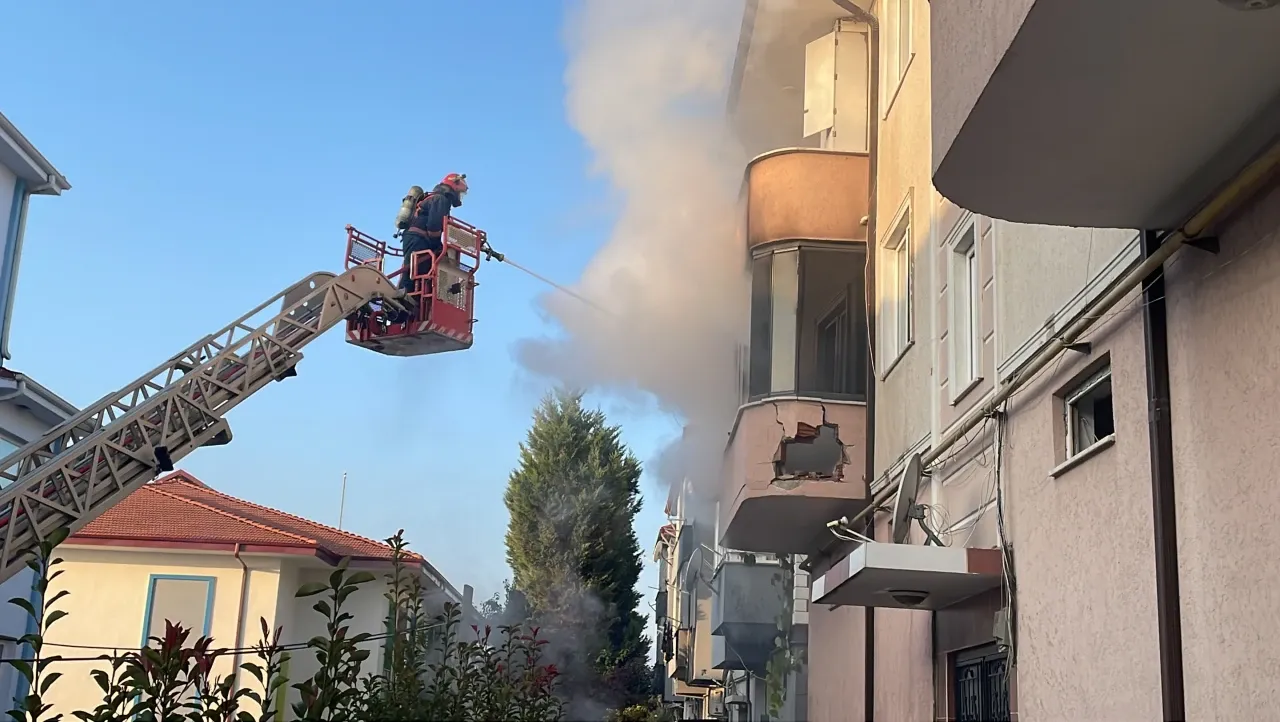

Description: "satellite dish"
891 453 923 544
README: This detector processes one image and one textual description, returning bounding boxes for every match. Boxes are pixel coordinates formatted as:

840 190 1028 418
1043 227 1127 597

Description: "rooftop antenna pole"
338 472 348 530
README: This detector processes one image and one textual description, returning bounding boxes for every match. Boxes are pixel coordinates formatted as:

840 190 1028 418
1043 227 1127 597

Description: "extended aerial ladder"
0 217 493 584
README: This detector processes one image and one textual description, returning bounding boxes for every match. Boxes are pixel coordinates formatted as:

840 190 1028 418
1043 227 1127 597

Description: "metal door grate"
955 647 1010 722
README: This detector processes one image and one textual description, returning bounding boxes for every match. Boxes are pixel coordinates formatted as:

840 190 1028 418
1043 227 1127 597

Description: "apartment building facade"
657 467 809 722
0 110 76 709
669 0 1277 720
654 476 727 720
925 2 1280 721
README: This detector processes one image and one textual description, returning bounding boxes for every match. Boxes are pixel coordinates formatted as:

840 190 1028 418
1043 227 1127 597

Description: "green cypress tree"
504 389 652 712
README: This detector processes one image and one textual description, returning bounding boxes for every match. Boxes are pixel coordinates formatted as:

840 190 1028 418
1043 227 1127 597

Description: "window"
882 0 914 111
879 196 913 373
139 576 214 703
948 220 981 396
142 576 214 645
1065 366 1115 456
747 243 868 401
817 303 849 393
953 644 1010 722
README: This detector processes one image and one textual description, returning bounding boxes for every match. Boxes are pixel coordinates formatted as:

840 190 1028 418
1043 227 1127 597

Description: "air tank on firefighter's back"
394 186 426 232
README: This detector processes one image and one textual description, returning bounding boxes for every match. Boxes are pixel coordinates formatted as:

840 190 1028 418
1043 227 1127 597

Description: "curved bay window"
748 242 869 401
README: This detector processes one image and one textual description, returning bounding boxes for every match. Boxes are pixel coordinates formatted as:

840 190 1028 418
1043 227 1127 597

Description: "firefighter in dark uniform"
397 173 468 321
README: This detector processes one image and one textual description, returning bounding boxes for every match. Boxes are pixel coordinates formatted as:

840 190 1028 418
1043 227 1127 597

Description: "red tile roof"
70 470 421 564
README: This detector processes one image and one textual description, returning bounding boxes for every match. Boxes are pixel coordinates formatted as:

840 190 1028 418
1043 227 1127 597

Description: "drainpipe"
1 179 27 364
1140 230 1186 721
828 3 879 721
230 543 250 691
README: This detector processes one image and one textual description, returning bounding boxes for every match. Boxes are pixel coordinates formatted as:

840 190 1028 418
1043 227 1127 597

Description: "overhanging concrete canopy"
812 542 1002 611
931 0 1280 229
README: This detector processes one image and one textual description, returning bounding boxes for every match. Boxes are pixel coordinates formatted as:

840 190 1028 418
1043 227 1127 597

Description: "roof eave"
64 536 324 557
0 111 70 193
0 372 78 426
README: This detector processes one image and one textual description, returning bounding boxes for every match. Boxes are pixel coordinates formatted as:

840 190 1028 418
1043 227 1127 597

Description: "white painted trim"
1064 365 1113 456
990 219 1003 402
945 213 980 401
997 233 1141 380
0 112 69 193
1050 434 1116 479
880 0 916 119
941 497 997 536
950 375 984 406
930 192 943 456
878 190 914 377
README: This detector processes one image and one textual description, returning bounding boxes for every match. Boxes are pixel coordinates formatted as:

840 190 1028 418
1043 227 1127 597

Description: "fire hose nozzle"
481 243 505 263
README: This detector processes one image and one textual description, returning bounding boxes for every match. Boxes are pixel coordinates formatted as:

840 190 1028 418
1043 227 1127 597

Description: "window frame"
1064 366 1115 457
816 296 851 394
881 0 916 116
879 192 914 377
747 240 869 403
1049 360 1117 477
139 574 217 646
947 215 983 402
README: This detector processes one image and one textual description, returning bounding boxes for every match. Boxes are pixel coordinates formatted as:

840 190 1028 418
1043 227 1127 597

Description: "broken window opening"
775 424 846 479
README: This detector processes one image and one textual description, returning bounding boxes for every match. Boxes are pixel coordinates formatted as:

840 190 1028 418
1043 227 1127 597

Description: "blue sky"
3 2 676 615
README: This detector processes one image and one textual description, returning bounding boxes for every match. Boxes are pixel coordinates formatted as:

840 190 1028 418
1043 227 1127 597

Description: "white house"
0 109 76 708
40 470 465 719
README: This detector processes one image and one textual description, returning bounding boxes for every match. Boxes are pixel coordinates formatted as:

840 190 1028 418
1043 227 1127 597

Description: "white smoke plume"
517 0 752 505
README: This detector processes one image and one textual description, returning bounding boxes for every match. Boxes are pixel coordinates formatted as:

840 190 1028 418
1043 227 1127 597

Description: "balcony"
746 149 870 248
931 0 1280 229
711 557 780 672
720 400 868 554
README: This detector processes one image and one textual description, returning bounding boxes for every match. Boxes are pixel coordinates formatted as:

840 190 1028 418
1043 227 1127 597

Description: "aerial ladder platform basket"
0 218 489 584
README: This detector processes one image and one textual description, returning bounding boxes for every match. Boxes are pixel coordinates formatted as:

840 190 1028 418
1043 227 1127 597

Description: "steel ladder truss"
0 266 405 583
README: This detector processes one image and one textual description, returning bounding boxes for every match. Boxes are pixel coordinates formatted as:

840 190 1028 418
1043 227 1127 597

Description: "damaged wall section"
720 400 868 554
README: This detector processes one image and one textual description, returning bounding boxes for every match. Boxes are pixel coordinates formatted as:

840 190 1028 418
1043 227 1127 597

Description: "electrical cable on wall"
993 403 1017 671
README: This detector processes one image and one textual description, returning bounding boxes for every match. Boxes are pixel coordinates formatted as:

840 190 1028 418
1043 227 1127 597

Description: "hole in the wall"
775 423 844 479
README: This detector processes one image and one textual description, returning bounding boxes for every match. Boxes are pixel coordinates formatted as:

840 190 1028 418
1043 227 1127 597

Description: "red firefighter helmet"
442 173 468 197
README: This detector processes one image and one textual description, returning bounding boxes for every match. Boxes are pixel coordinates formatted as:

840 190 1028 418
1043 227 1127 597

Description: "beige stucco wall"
806 603 866 722
1000 291 1163 721
279 565 391 714
42 547 285 718
873 0 934 483
1164 180 1280 720
994 225 1138 369
868 512 933 721
38 547 399 721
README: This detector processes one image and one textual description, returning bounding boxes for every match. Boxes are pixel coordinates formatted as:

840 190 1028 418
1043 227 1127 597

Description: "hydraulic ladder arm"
0 266 405 584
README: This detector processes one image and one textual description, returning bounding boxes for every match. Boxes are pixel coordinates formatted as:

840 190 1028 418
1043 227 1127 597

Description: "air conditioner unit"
706 693 727 719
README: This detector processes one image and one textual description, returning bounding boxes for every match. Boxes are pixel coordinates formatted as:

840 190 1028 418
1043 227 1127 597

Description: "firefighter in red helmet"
395 173 468 320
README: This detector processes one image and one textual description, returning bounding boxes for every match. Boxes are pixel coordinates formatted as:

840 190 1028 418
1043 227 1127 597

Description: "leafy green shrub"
2 528 563 722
